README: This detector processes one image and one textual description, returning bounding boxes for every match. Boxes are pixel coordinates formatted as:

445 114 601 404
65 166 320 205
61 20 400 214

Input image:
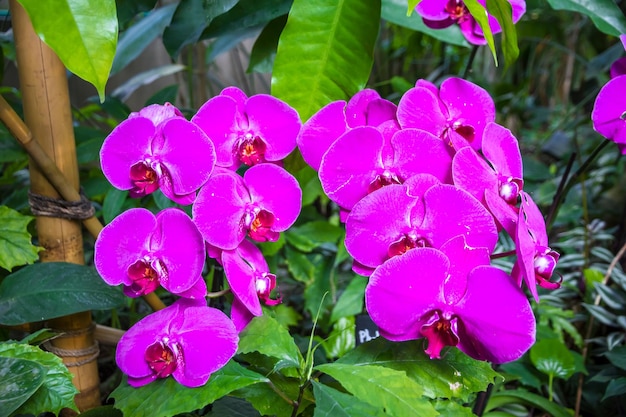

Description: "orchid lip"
256 272 281 305
145 339 178 378
368 170 402 194
445 0 470 22
244 206 279 242
129 160 162 197
387 232 431 258
127 257 167 295
499 176 522 204
236 133 267 166
420 310 459 359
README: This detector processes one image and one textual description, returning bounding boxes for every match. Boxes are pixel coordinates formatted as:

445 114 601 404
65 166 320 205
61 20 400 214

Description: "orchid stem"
462 45 480 79
490 250 516 259
206 288 230 298
266 380 296 408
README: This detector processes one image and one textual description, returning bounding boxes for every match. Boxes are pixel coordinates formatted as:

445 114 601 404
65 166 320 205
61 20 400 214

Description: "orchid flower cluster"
592 34 626 154
94 75 560 388
298 77 560 363
415 0 526 45
95 87 302 387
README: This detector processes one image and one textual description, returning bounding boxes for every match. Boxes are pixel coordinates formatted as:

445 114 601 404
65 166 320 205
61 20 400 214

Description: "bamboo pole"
0 96 168 313
10 1 98 412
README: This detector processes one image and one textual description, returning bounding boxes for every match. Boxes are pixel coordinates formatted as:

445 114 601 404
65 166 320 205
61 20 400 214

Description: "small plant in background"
0 0 625 417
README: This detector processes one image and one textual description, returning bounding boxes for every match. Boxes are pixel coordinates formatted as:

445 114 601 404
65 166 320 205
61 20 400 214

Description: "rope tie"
28 189 95 220
43 322 100 367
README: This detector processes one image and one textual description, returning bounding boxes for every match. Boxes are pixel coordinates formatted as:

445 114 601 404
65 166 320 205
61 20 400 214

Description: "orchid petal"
222 240 265 317
397 87 447 136
592 75 626 140
481 123 523 179
392 128 453 183
452 146 496 203
192 95 240 168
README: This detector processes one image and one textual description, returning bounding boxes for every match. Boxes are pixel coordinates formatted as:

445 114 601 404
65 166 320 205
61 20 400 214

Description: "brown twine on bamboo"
28 190 95 220
42 322 100 367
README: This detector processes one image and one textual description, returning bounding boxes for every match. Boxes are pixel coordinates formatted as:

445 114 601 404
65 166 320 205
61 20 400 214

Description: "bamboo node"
28 189 95 220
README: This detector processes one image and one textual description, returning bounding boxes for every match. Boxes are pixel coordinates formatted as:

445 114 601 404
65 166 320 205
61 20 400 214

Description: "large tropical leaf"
16 0 117 101
0 205 41 272
546 0 626 36
271 0 381 122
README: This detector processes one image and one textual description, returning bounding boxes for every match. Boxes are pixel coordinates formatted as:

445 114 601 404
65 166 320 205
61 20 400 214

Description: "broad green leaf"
330 275 367 323
0 356 46 416
19 328 59 346
602 377 626 401
231 373 311 417
464 0 497 65
285 246 316 282
272 0 381 121
248 15 288 74
321 316 355 359
201 0 292 40
16 0 117 101
110 361 268 417
258 233 286 256
263 303 302 328
111 64 186 102
315 363 437 417
111 3 177 75
116 0 158 29
546 0 626 36
238 315 304 372
604 346 626 371
75 405 122 417
311 381 387 417
304 254 335 319
285 221 344 252
0 205 41 272
434 399 476 417
0 342 78 416
486 0 518 68
163 0 238 58
338 338 501 401
499 361 543 390
530 338 576 380
145 84 180 106
209 396 260 417
485 389 573 417
382 0 469 47
0 262 125 325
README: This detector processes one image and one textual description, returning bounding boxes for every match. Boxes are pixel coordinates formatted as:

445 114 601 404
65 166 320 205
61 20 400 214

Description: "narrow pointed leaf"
0 262 125 325
111 361 268 417
485 390 574 417
546 0 626 36
315 363 438 417
272 0 381 121
0 356 46 416
111 3 177 75
486 0 518 68
16 0 117 101
0 206 41 272
464 0 497 65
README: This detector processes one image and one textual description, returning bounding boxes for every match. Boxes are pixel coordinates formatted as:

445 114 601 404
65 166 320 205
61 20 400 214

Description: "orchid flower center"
256 272 281 306
244 207 279 242
145 339 178 378
499 176 523 204
420 310 459 359
534 246 561 289
452 122 475 143
445 1 471 23
236 133 267 166
127 258 167 295
368 170 402 194
129 160 162 197
388 233 431 258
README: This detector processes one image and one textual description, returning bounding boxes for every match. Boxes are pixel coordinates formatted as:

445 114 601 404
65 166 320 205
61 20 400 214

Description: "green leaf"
0 342 79 416
315 363 437 417
111 3 177 75
285 221 344 252
145 85 180 106
0 262 125 325
434 400 476 417
163 0 238 58
407 0 420 14
75 405 122 417
209 396 260 417
272 0 381 121
604 346 626 371
0 206 41 272
238 315 304 372
102 187 127 224
248 15 287 73
486 0 518 68
338 338 501 401
464 0 497 64
311 381 387 417
546 0 626 36
110 361 268 417
382 0 469 47
0 356 46 417
485 389 573 417
16 0 117 101
602 377 626 401
330 275 367 323
111 64 186 102
285 246 316 283
231 373 308 417
201 0 292 40
530 338 576 380
320 316 355 359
